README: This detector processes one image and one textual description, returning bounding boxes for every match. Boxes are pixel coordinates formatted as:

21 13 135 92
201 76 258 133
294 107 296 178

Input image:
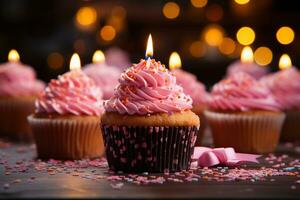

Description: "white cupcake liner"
281 109 300 142
28 115 104 160
204 110 285 153
0 97 35 142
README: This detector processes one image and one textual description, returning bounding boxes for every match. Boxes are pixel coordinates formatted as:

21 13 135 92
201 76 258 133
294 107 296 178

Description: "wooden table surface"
0 141 299 199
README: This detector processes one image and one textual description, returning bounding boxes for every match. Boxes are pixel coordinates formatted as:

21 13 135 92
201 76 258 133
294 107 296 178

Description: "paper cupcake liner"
0 97 35 142
101 125 199 172
204 110 285 153
281 109 300 142
28 115 104 160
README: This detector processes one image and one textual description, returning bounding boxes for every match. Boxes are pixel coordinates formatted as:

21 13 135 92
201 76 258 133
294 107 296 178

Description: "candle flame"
70 53 81 71
8 49 20 62
169 52 182 70
241 46 253 63
145 34 153 58
92 50 105 64
279 54 292 70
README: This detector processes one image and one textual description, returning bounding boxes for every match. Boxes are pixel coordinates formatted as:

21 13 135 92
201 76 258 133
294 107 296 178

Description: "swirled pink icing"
227 60 269 80
36 70 104 116
208 72 282 112
173 69 210 105
0 62 45 97
260 67 300 110
83 62 121 99
104 59 193 115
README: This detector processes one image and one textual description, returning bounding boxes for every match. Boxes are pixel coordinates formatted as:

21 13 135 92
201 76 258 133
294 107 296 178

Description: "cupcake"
172 69 210 145
0 51 45 142
105 47 131 71
260 67 300 142
28 56 105 160
101 58 200 172
226 47 269 79
84 50 121 100
204 72 285 153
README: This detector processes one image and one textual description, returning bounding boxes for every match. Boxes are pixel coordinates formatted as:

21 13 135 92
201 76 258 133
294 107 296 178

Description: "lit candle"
240 46 253 63
8 49 20 62
92 50 105 64
145 34 153 59
279 54 292 70
70 53 81 71
169 51 182 71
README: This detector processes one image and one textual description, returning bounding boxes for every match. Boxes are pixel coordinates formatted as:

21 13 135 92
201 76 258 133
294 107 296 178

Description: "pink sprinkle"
110 183 124 189
291 185 297 190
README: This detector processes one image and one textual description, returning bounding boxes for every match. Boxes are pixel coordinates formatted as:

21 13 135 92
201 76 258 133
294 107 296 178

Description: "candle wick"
145 57 151 68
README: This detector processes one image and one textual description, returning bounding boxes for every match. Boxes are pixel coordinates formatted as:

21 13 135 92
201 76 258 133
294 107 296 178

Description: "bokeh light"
218 37 236 55
190 0 208 8
276 26 295 45
189 41 206 57
100 25 116 41
162 2 180 19
236 27 255 45
205 4 223 22
234 0 250 5
254 47 273 66
204 25 224 46
76 6 97 27
47 52 64 70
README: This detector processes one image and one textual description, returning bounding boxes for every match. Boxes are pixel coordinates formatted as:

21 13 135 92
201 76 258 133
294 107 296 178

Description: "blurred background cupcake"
226 47 269 80
83 50 121 100
105 47 131 71
28 54 105 160
260 54 300 142
205 72 285 153
101 51 200 172
168 52 210 145
0 50 45 142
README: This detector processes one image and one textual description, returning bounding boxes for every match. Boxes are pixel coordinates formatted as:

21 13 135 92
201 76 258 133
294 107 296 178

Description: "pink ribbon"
191 147 261 168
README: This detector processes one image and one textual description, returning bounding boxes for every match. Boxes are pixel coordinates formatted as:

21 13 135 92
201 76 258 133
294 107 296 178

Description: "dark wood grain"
0 143 299 199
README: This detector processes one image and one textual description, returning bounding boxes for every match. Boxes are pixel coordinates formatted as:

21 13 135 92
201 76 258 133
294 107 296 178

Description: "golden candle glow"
169 52 181 70
70 53 81 71
8 49 20 62
241 46 253 63
236 27 255 46
279 54 292 70
146 34 153 58
92 50 105 64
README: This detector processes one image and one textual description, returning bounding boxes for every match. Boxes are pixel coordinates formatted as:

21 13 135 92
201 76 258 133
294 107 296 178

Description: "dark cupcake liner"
101 125 199 172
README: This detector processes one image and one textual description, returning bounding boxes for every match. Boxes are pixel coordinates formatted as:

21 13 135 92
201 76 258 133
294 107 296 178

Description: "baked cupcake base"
28 114 104 160
281 109 300 142
0 96 36 142
101 111 200 172
192 104 207 145
204 110 285 153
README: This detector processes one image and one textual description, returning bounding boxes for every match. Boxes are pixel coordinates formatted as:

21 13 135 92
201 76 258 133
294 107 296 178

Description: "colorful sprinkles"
0 142 300 191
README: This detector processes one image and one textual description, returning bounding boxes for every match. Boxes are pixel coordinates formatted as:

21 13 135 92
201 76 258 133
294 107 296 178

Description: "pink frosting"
0 62 45 97
104 59 193 115
173 69 210 105
36 70 104 116
260 67 300 110
83 63 121 100
105 47 131 70
208 72 282 112
227 60 269 80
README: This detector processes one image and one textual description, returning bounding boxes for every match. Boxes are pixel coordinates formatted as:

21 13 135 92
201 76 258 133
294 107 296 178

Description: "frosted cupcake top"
0 62 45 97
226 60 269 80
36 70 104 116
208 72 282 112
173 69 209 106
260 67 300 110
104 59 193 115
83 63 121 100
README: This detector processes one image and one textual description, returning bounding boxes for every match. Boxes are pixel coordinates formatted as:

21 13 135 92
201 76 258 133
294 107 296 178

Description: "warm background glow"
204 24 224 46
190 0 208 8
254 47 273 66
100 25 116 41
236 27 255 45
276 26 295 45
76 6 97 27
162 2 180 19
234 0 250 5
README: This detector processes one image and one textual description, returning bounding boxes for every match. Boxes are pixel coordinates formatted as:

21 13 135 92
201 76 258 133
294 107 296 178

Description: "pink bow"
191 147 261 167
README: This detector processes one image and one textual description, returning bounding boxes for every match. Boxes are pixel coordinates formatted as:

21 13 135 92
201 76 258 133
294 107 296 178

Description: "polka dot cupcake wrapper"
101 125 199 173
